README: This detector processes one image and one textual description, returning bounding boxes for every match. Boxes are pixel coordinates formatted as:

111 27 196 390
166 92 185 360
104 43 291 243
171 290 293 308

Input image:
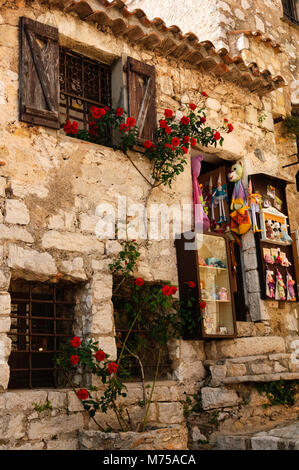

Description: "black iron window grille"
8 281 75 389
59 47 112 131
282 0 299 25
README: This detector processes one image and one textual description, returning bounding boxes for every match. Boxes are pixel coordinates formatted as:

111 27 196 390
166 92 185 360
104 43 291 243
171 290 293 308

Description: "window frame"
282 0 299 25
8 281 75 390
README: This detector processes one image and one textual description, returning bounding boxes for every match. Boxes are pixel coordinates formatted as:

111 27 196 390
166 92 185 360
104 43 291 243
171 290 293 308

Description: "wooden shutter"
127 57 156 143
19 17 59 129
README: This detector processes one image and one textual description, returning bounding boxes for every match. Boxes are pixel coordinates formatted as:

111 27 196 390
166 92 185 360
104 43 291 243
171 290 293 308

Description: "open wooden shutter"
127 57 156 143
19 17 59 129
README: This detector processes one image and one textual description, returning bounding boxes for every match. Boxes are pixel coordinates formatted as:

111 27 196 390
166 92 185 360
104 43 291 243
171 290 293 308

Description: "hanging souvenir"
247 178 262 233
212 173 228 224
228 161 251 235
287 271 296 301
191 155 210 232
266 268 275 299
275 268 286 301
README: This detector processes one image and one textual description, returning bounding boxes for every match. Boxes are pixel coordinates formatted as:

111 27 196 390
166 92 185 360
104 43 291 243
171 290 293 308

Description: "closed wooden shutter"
127 57 156 143
19 17 59 129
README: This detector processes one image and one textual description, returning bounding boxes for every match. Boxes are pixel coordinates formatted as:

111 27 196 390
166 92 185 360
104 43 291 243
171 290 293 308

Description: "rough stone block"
251 436 280 450
157 402 184 424
5 199 30 225
42 231 104 253
90 302 114 335
251 363 272 375
7 244 57 280
201 387 241 410
0 293 11 316
0 363 9 391
60 257 87 281
173 360 206 382
0 316 10 333
210 365 227 385
206 336 285 360
226 363 246 377
27 413 84 440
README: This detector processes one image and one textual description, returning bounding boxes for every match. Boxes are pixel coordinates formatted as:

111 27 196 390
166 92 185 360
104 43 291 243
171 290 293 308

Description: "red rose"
190 137 197 147
120 123 129 132
201 91 208 97
70 336 81 348
188 281 196 288
227 123 234 133
181 146 188 154
159 119 167 128
77 389 89 401
224 118 228 122
183 136 190 143
165 126 172 135
63 120 73 134
144 140 153 149
200 301 207 310
70 121 79 135
135 278 144 286
189 103 196 110
171 137 180 147
213 131 221 141
70 355 79 365
180 116 190 126
170 286 178 295
165 143 173 150
107 362 119 375
161 285 172 296
91 106 105 119
126 117 136 127
116 107 124 116
104 105 110 111
200 116 206 124
164 109 173 118
95 350 106 362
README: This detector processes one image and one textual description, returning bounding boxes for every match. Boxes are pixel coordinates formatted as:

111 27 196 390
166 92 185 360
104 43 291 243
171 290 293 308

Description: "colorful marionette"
287 272 296 301
212 173 228 224
247 178 262 233
266 269 275 299
228 161 251 235
275 268 286 301
228 161 247 211
191 155 210 232
280 223 293 244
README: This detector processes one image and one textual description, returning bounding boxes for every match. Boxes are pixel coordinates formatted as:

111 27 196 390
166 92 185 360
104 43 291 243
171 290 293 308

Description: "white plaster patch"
0 81 6 105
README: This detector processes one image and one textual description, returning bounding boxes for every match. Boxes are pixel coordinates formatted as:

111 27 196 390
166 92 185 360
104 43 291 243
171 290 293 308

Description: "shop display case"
175 231 237 339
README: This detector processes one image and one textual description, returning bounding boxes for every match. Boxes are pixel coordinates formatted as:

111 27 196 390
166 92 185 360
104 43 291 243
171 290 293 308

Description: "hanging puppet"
191 155 210 232
212 173 228 224
266 268 275 299
275 268 286 301
228 161 251 235
287 271 296 301
247 178 262 233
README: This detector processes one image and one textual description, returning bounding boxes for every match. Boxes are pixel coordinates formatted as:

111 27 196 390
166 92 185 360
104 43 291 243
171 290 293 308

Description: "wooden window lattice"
282 0 299 24
59 47 112 130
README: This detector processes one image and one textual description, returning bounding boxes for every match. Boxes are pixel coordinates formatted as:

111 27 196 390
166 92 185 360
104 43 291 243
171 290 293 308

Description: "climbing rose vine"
62 95 233 187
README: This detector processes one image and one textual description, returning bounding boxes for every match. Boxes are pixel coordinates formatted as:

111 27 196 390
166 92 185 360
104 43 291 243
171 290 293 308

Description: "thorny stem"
62 367 106 432
142 348 161 432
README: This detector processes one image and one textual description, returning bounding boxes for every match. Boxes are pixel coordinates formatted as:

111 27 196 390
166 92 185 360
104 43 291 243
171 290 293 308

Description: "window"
59 47 111 131
19 17 157 144
8 280 75 389
282 0 299 25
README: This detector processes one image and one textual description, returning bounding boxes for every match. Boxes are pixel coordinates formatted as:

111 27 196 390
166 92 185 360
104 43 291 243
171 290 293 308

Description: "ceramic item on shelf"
218 287 228 301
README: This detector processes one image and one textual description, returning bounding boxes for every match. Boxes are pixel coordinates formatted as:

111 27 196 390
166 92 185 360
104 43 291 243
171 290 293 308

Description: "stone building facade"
0 0 298 450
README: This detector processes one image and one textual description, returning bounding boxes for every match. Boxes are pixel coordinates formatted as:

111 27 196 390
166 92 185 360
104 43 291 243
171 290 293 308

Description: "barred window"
8 280 75 389
282 0 299 25
59 47 111 131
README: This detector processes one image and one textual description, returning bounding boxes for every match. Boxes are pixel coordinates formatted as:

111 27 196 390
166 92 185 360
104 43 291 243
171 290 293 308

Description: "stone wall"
0 0 298 449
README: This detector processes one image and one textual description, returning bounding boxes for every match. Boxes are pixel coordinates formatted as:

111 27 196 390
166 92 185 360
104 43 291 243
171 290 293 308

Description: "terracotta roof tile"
49 0 286 95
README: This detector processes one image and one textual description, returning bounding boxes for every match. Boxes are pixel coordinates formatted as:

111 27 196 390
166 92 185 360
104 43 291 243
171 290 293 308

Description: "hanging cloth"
191 155 210 232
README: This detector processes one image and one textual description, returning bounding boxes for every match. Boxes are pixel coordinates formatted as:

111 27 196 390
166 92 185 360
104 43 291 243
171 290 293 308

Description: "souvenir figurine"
228 161 251 235
287 271 296 301
264 253 274 264
275 268 286 301
280 223 293 244
273 221 281 241
212 173 228 224
265 219 275 240
218 287 228 301
266 269 275 299
247 178 262 233
281 255 292 267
